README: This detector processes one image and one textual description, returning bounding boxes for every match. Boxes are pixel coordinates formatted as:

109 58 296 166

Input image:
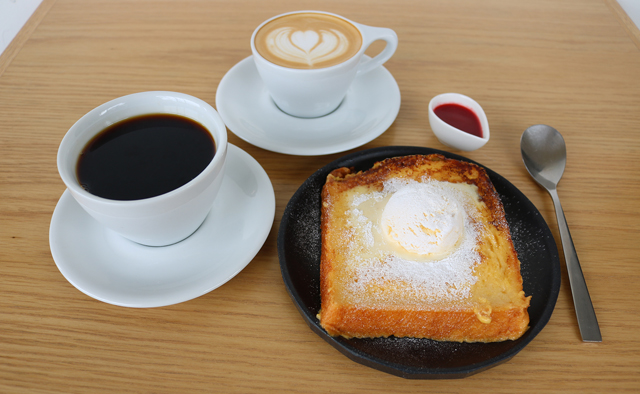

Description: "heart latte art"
267 27 350 68
255 13 362 69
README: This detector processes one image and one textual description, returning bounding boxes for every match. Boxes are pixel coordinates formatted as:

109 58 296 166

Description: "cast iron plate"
277 146 561 379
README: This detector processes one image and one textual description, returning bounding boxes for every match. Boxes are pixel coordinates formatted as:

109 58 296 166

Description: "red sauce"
434 103 483 138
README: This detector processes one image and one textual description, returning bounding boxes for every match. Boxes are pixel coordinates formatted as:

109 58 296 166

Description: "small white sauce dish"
428 93 490 151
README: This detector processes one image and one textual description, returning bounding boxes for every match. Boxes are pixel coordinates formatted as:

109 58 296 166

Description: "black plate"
277 146 561 379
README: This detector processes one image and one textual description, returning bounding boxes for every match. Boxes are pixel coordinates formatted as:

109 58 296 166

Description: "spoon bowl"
521 124 566 189
521 124 601 342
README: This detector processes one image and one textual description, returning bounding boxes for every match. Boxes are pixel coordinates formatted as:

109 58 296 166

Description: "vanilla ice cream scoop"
380 183 464 256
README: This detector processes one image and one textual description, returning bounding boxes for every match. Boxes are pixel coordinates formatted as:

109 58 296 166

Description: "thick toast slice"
318 154 530 342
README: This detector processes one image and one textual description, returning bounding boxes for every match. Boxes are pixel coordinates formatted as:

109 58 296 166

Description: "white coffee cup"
57 91 228 246
251 10 398 118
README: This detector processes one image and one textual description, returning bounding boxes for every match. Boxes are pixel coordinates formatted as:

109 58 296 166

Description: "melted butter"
473 297 493 324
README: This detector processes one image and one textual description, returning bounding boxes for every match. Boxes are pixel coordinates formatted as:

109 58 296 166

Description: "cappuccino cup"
57 91 228 247
251 11 398 118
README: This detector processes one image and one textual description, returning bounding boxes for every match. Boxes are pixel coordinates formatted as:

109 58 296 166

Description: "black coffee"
77 114 216 201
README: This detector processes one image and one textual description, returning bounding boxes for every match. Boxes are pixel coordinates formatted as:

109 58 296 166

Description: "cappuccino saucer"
49 144 275 308
215 56 401 156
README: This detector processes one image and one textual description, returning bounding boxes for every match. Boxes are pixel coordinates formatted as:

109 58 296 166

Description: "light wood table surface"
1 0 639 392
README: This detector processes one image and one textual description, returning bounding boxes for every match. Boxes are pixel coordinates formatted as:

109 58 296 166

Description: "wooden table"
1 0 639 392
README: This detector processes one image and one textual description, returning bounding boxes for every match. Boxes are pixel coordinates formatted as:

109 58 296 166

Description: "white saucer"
49 144 275 308
215 56 401 156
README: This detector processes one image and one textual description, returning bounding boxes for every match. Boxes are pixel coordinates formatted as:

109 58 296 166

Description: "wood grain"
0 0 57 78
1 0 639 392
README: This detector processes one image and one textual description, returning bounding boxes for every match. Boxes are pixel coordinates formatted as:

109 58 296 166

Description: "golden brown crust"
320 305 529 342
319 154 531 342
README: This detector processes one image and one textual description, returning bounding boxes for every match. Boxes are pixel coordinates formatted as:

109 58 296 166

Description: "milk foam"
266 27 350 67
254 13 362 69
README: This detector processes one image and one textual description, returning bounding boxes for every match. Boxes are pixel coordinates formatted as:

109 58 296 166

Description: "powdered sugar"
342 178 483 303
345 208 375 247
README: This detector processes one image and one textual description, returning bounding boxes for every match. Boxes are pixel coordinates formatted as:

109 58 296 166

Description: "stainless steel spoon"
521 124 602 342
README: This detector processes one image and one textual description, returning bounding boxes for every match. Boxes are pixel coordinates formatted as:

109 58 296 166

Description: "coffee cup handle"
355 24 398 76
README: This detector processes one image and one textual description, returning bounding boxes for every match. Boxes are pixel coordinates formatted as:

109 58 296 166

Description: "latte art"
266 27 350 67
255 13 362 69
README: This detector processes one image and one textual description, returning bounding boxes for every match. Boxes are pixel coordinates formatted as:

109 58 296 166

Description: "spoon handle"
549 188 602 342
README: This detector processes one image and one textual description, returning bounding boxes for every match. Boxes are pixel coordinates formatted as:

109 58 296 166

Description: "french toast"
318 154 531 342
